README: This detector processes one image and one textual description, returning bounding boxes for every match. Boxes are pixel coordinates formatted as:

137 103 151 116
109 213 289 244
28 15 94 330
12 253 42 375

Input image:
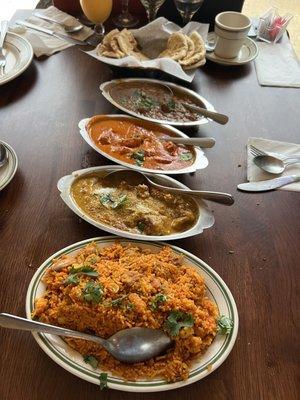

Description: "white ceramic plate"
0 141 18 191
79 115 208 174
100 78 216 127
0 32 33 85
57 165 215 241
26 236 238 393
206 32 258 66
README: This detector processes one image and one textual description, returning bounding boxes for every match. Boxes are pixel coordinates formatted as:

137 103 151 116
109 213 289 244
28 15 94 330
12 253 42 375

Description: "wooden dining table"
0 9 299 400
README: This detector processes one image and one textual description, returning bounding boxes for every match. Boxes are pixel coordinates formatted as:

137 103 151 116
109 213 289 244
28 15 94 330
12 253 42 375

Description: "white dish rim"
57 165 215 241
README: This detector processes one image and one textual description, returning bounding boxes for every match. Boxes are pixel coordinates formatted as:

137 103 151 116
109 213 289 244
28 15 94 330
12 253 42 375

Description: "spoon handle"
33 12 67 28
0 313 107 347
160 137 215 148
183 103 229 125
149 180 234 205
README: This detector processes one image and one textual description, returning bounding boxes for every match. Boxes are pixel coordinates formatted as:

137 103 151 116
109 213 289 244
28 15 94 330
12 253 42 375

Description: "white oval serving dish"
78 115 208 174
57 165 215 241
26 236 238 393
99 78 215 127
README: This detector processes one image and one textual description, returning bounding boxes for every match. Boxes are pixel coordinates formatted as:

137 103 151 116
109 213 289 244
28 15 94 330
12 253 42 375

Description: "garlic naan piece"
180 31 206 66
159 32 188 61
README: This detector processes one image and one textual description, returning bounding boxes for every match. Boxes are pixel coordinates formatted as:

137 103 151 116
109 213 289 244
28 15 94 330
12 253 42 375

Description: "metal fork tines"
249 144 266 157
0 20 9 76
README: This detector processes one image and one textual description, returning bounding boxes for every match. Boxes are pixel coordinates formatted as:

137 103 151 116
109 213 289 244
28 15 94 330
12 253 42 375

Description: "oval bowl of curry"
100 78 216 127
78 115 208 174
57 166 214 241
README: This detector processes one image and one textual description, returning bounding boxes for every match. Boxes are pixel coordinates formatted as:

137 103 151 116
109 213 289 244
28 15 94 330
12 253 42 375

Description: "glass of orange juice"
80 0 113 35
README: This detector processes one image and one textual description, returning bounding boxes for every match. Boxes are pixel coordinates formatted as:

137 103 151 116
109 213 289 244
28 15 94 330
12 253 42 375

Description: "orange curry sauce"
87 116 195 171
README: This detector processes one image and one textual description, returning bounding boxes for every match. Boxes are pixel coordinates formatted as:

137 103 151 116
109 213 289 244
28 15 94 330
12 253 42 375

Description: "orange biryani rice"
33 242 218 382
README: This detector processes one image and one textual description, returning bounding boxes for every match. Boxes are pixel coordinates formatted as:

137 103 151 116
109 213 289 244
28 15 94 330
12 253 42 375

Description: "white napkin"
85 17 209 82
247 137 300 192
254 33 300 88
10 6 93 57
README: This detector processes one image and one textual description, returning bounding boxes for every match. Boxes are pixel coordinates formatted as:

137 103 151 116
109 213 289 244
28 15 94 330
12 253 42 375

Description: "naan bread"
159 32 188 61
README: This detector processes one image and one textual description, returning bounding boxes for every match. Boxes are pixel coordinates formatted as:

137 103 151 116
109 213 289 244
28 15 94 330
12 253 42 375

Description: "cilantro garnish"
131 150 145 167
83 355 98 369
179 152 193 161
64 265 98 286
111 295 127 308
164 311 194 337
217 315 233 335
82 281 104 304
137 221 145 232
150 293 167 311
99 193 127 209
99 372 108 390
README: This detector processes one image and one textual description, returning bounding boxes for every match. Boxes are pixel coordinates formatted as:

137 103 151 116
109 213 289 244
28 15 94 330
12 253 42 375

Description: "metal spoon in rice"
0 313 172 363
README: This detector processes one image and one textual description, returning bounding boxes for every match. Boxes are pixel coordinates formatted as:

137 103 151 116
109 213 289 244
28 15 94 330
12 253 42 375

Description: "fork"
250 144 300 162
0 20 9 76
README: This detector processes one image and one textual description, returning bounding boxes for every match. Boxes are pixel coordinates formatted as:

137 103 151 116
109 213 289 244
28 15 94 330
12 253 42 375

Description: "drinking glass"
173 0 204 25
80 0 113 35
140 0 166 23
113 0 139 28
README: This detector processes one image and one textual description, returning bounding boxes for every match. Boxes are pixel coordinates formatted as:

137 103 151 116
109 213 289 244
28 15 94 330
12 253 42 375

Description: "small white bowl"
78 115 208 175
57 165 215 241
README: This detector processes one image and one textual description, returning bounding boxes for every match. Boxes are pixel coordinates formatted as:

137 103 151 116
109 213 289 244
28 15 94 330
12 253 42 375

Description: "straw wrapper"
84 18 209 82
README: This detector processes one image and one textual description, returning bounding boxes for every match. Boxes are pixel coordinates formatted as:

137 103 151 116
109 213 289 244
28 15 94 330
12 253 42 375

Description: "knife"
15 20 88 46
237 174 300 192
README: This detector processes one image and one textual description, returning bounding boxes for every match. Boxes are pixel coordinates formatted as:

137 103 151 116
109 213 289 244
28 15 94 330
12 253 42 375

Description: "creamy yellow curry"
71 173 198 235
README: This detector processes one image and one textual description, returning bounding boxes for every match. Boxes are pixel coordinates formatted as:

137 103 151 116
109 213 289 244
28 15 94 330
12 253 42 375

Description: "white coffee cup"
214 11 251 59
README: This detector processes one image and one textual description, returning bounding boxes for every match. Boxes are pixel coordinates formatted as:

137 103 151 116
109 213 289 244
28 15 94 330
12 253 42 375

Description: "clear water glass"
140 0 166 23
113 0 139 28
173 0 204 25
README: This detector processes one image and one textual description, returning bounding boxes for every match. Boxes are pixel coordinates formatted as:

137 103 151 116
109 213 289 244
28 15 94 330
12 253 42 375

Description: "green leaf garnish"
99 372 108 390
179 152 193 161
164 311 194 337
217 315 233 335
83 281 103 304
111 295 127 308
131 150 145 166
69 265 99 277
137 221 145 232
150 293 167 311
65 265 98 285
100 193 127 209
99 193 111 206
83 355 98 369
167 98 176 110
64 274 80 286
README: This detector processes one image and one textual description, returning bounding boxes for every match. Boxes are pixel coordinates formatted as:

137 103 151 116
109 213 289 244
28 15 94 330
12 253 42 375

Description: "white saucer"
0 32 33 85
0 141 18 191
206 32 258 66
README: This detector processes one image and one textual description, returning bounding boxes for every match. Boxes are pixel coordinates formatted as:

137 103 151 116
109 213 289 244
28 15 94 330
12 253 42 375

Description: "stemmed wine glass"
113 0 139 28
80 0 113 35
140 0 167 23
173 0 204 25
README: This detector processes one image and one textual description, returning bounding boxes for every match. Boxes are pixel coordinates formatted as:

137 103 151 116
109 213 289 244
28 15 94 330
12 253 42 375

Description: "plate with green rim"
0 141 18 191
26 237 238 392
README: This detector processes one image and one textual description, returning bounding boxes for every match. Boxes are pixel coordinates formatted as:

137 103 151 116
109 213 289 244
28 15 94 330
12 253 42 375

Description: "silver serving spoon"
0 313 172 363
159 83 229 125
33 12 84 34
254 154 300 174
104 169 234 205
0 143 8 168
160 136 215 148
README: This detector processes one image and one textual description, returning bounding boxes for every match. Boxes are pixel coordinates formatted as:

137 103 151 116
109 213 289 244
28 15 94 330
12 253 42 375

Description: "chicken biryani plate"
26 237 238 392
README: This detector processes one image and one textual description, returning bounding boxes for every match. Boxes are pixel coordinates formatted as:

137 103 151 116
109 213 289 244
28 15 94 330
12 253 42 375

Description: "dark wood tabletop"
0 10 299 400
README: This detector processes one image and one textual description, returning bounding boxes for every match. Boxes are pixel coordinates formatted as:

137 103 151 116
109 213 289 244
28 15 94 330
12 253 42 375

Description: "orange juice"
80 0 113 24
